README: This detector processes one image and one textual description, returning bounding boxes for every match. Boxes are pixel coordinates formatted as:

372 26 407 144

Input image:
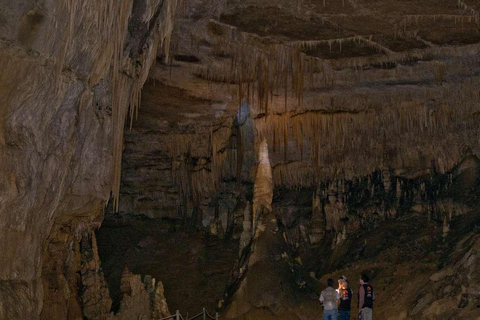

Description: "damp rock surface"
3 0 480 319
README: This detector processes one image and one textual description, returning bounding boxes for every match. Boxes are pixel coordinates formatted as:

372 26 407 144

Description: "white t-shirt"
319 287 340 311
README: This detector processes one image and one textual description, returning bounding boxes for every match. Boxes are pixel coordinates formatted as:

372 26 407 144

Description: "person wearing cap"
320 278 340 320
338 277 353 320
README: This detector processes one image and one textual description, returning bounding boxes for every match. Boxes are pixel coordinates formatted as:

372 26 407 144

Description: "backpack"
339 288 353 311
363 284 374 309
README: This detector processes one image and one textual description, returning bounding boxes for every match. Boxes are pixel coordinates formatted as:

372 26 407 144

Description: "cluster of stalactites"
200 20 337 114
296 35 393 55
253 78 480 187
394 11 480 37
58 0 180 210
172 6 480 198
458 0 480 25
198 19 480 120
168 119 238 204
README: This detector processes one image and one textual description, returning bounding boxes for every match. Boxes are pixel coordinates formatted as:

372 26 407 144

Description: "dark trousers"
339 310 350 320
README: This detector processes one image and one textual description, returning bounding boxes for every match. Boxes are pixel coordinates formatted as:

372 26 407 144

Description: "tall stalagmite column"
252 138 274 230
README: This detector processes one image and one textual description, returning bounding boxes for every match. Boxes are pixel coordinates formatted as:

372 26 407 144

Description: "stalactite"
251 75 480 187
330 42 480 73
396 14 479 35
153 7 480 197
56 0 181 211
205 18 480 121
164 119 239 206
458 0 480 25
206 20 320 114
296 35 393 55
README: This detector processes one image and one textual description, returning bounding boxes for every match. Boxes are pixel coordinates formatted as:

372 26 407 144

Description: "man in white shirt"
320 278 341 320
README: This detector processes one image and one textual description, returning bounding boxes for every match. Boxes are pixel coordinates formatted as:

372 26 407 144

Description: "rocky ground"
95 188 480 320
94 149 480 320
313 209 480 320
214 207 480 319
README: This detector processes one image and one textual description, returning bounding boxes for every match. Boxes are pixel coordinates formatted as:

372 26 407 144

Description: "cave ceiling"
145 0 480 184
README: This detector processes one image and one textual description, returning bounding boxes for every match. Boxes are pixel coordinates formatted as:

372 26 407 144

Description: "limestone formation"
80 232 112 319
152 282 171 320
0 0 179 316
2 0 480 318
252 138 274 228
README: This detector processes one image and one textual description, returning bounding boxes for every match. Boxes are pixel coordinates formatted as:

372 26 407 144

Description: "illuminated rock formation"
2 0 480 318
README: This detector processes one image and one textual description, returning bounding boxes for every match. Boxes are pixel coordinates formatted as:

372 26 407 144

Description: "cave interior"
2 0 480 319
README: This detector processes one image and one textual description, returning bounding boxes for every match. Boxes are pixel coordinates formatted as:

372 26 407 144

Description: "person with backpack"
338 277 353 320
358 274 374 320
320 278 340 320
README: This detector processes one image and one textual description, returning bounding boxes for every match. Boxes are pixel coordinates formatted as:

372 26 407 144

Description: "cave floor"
96 218 239 316
221 208 480 319
306 209 480 320
96 206 480 320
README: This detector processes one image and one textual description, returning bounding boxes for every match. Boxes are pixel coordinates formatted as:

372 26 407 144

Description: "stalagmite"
252 138 273 229
152 282 171 319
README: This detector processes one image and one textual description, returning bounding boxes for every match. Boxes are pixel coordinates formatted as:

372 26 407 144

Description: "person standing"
320 278 340 320
338 278 353 320
358 274 374 320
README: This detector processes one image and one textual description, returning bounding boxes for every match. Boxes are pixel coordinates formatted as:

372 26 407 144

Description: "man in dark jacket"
358 274 374 320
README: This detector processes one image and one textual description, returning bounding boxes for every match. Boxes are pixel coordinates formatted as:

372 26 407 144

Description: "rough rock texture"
96 218 238 315
0 0 177 318
212 157 480 319
42 226 171 320
169 0 480 184
118 81 238 221
112 1 480 317
3 0 480 318
119 0 480 231
223 212 300 319
118 81 258 233
80 232 112 319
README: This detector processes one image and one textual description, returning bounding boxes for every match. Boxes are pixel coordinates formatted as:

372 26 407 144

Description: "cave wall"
118 83 256 234
2 0 480 318
0 0 177 318
141 0 480 209
114 0 480 239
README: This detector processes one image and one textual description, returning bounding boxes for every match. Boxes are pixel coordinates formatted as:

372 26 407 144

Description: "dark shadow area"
96 216 239 315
